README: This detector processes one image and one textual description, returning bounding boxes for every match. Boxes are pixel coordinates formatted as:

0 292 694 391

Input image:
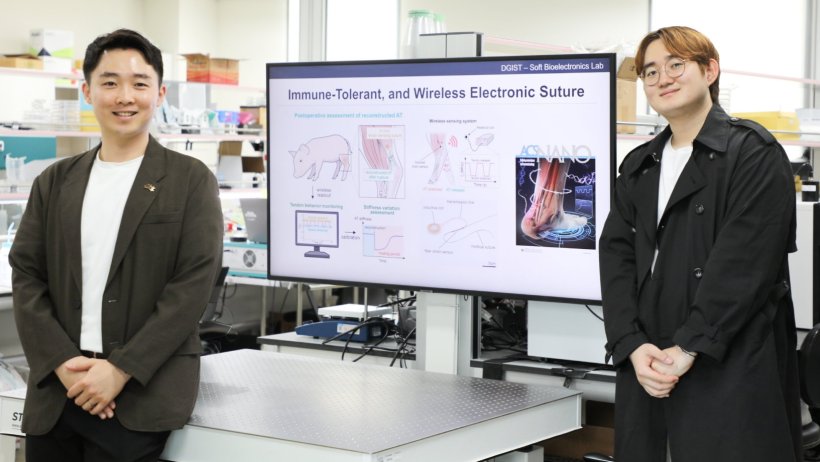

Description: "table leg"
0 435 18 462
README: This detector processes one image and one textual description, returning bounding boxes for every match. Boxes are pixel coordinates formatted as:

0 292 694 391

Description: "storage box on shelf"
732 111 800 140
39 56 72 74
0 65 263 143
616 57 637 134
796 108 820 140
219 140 243 156
0 55 42 70
182 54 239 85
28 29 74 59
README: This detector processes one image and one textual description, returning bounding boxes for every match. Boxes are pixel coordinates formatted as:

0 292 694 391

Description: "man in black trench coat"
599 26 802 461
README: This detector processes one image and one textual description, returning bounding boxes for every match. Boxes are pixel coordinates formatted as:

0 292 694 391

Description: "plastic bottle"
402 9 432 59
434 13 446 33
5 154 25 183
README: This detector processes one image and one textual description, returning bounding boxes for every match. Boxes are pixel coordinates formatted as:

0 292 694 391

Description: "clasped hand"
629 344 696 398
55 356 131 420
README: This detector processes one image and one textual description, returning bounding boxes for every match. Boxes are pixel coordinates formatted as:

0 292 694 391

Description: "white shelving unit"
0 129 263 142
0 65 266 142
0 65 264 91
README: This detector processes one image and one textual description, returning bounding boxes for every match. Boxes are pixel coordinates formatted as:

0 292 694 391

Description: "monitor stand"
304 246 330 258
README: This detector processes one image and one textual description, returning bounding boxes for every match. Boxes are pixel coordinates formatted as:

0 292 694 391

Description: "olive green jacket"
10 136 223 434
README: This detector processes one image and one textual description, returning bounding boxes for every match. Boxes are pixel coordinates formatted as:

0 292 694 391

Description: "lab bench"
1 349 581 462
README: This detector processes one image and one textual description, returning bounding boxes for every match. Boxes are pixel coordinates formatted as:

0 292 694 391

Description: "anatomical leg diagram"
360 125 404 198
520 158 587 239
427 132 454 185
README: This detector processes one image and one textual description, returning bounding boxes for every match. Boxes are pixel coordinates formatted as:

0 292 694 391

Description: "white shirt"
652 139 692 272
657 139 693 223
80 152 144 352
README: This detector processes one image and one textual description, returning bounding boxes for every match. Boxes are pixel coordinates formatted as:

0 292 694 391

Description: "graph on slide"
462 156 496 183
363 224 404 258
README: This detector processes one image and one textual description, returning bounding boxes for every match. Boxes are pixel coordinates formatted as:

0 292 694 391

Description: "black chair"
582 454 613 462
199 266 229 325
582 325 820 462
199 267 231 356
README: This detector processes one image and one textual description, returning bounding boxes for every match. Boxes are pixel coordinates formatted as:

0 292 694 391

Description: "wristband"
679 345 698 358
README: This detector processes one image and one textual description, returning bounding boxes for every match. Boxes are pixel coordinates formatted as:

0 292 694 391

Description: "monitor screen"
267 54 615 304
294 210 339 258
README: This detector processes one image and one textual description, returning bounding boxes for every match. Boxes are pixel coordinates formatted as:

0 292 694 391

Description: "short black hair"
83 29 163 84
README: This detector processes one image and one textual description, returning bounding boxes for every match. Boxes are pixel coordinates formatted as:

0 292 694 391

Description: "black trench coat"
599 105 802 462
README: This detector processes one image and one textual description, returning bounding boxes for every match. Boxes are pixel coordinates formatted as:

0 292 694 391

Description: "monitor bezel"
266 53 617 306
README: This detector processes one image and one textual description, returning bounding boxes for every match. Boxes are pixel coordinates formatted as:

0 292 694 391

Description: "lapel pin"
144 183 157 192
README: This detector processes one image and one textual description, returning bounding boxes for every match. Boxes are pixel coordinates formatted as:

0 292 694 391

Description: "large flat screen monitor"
267 54 616 304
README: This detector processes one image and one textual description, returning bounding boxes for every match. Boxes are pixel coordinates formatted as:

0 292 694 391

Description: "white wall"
396 0 812 117
215 0 288 88
0 0 286 86
326 0 399 61
652 0 808 114
0 0 144 60
0 0 287 113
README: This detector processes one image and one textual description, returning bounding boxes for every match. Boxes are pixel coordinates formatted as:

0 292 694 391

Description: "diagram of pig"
290 134 352 181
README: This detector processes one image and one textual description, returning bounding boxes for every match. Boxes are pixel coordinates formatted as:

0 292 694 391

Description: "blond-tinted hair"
635 26 720 103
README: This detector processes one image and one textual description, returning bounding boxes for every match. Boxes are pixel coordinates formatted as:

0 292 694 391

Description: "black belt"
80 350 107 359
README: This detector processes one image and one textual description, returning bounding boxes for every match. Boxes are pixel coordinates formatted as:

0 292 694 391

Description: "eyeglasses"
640 58 687 86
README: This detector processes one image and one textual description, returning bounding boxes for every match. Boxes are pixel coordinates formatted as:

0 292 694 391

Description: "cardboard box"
0 54 43 70
540 425 614 460
616 57 638 134
242 156 265 173
218 141 243 156
29 29 74 58
731 111 800 140
616 78 637 134
182 54 239 85
541 401 614 459
617 57 638 81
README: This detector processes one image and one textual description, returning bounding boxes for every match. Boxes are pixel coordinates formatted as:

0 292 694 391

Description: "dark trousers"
26 400 170 462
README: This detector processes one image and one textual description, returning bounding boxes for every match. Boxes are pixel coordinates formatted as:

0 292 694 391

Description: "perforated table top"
191 349 580 454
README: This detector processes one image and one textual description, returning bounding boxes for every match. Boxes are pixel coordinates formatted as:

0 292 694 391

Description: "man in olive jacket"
599 27 801 461
10 29 222 462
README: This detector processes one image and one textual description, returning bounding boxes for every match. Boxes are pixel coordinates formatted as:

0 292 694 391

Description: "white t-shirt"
652 139 693 272
657 138 693 223
80 152 144 353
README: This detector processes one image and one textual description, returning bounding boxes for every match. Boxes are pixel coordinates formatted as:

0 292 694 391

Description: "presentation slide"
267 54 615 303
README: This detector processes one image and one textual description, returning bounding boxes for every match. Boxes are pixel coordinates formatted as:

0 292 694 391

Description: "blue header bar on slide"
268 55 613 80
